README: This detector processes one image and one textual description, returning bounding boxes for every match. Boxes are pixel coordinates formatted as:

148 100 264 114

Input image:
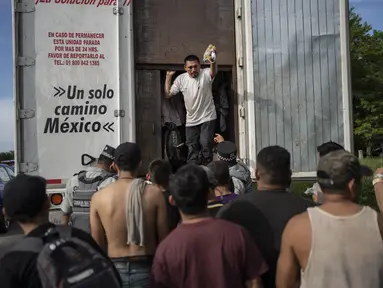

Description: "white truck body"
12 0 352 206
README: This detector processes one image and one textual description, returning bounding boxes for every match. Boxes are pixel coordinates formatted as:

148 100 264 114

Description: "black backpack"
10 225 121 288
163 122 186 168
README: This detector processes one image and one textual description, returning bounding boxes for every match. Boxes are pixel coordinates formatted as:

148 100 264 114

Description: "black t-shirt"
216 189 315 288
0 222 119 288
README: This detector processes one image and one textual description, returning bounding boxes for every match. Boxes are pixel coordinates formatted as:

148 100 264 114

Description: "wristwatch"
373 173 383 186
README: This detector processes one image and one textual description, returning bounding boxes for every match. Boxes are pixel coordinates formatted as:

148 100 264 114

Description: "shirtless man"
90 142 169 288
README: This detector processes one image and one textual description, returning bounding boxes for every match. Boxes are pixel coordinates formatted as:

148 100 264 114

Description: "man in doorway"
165 53 218 165
90 142 169 287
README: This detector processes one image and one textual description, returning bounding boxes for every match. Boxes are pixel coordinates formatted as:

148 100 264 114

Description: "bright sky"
0 0 381 152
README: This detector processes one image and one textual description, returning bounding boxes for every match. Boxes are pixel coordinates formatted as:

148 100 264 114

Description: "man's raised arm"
164 70 177 98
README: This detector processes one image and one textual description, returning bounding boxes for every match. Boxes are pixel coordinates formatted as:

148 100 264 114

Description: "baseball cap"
200 165 217 187
100 144 115 161
317 150 373 189
3 174 48 221
114 142 141 169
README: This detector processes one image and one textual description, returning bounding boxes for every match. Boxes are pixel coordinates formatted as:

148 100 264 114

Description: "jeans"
185 119 216 165
111 256 153 288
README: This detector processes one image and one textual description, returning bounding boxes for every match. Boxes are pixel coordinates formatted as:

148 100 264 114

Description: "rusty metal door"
134 0 235 65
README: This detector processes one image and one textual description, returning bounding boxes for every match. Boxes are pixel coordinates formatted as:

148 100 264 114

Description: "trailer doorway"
133 0 237 174
135 67 237 175
160 69 237 165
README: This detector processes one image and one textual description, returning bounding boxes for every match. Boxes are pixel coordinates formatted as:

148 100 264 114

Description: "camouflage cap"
317 150 373 189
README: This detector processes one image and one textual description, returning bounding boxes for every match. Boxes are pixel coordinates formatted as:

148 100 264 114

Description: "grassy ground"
290 156 383 209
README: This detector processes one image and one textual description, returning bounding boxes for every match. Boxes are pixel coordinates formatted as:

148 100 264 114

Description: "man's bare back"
90 178 169 258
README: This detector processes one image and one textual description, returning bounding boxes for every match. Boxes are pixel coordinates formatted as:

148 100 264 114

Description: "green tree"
350 9 383 150
0 151 14 162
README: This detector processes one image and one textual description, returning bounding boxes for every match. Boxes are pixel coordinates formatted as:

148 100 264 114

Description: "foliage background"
350 9 383 151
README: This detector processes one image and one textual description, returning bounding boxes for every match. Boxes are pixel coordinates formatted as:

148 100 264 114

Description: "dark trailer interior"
133 0 237 173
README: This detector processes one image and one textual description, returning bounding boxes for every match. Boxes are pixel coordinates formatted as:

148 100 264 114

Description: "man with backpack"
61 145 116 232
0 174 121 288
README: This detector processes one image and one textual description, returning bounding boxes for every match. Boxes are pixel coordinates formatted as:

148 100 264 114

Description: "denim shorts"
111 256 153 288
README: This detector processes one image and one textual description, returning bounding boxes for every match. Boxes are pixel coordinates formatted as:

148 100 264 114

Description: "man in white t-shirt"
165 54 217 165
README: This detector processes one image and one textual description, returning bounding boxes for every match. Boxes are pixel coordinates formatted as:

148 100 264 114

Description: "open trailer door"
13 0 135 186
236 0 353 179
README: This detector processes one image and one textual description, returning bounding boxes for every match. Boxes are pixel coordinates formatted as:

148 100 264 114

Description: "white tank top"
301 206 383 288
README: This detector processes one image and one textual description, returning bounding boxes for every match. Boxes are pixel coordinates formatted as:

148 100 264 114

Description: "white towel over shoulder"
126 178 148 246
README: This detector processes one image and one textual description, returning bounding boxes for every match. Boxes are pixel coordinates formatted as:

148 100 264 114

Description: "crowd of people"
1 140 383 288
0 53 383 288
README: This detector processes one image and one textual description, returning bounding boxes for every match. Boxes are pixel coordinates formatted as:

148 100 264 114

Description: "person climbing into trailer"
213 134 252 195
61 145 116 233
165 51 218 166
90 142 169 287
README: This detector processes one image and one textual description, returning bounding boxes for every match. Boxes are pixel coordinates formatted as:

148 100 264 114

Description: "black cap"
100 145 115 160
216 141 237 164
3 174 48 220
317 150 373 189
114 142 141 169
